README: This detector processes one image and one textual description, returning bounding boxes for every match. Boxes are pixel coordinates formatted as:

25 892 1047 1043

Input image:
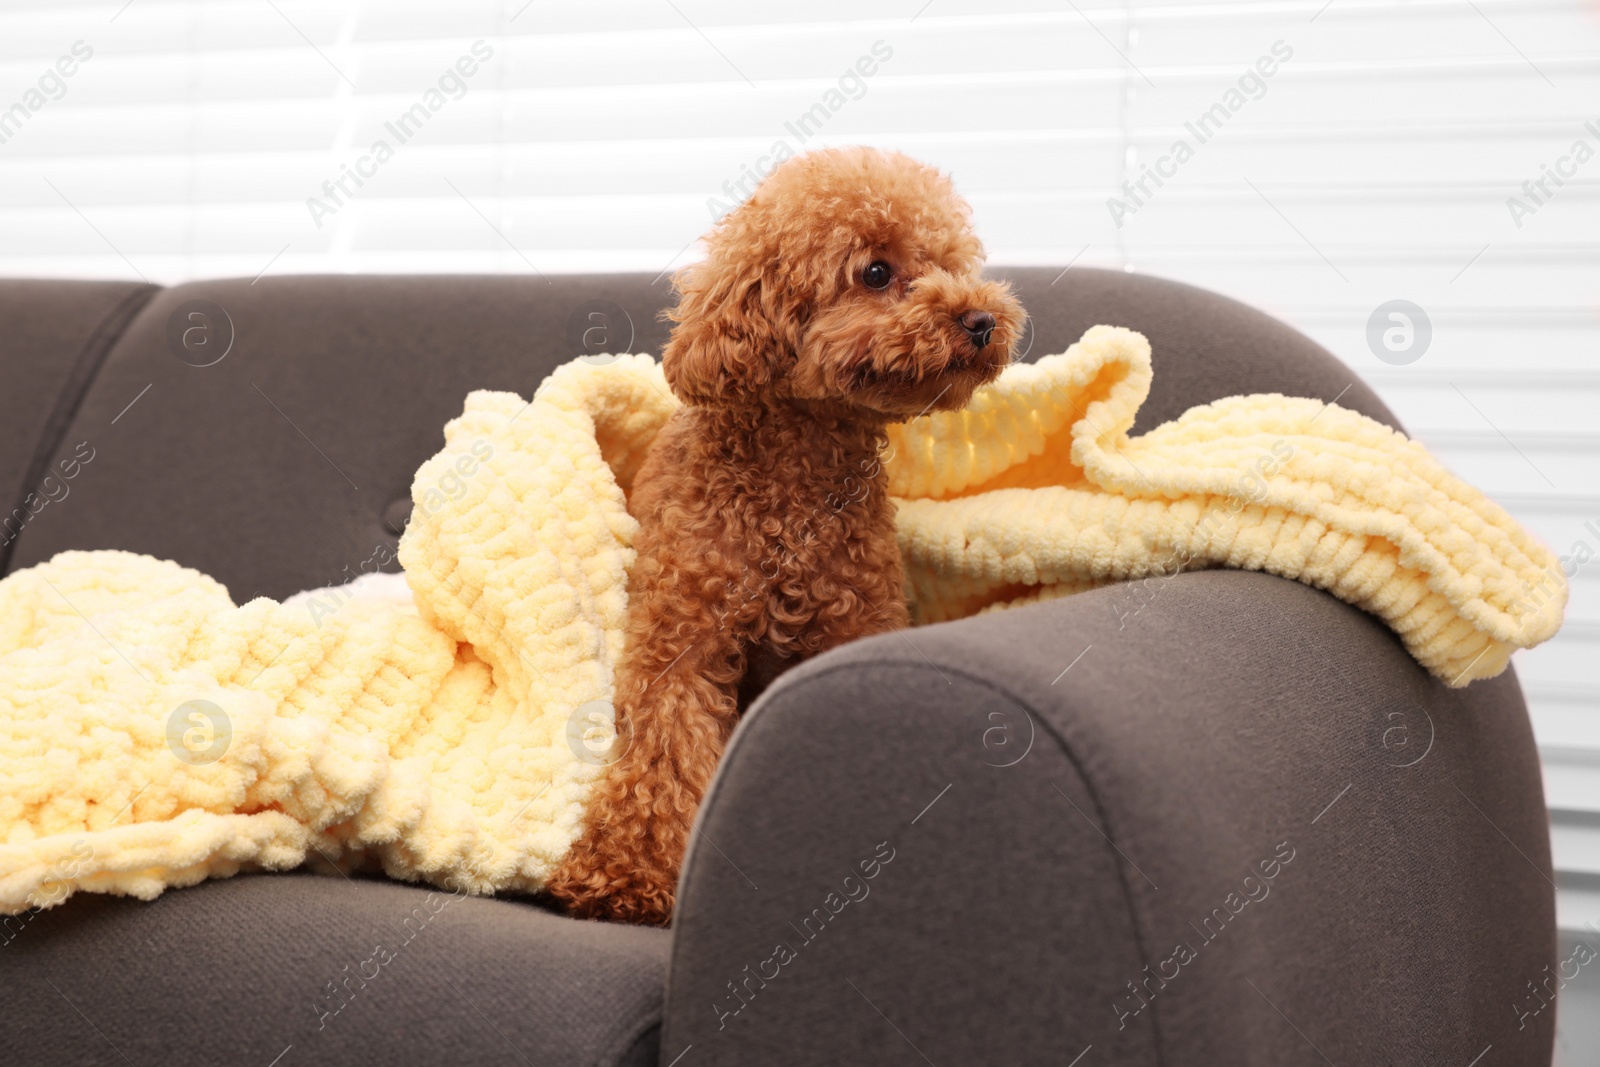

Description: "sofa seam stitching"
0 283 161 576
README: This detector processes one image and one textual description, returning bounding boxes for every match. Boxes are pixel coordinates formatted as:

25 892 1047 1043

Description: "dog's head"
662 146 1026 420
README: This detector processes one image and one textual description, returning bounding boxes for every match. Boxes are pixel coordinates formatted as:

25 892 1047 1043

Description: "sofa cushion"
6 871 668 1067
999 266 1400 433
5 273 673 600
0 279 155 576
6 269 1398 602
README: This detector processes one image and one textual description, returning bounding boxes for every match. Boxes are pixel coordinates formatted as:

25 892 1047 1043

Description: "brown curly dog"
543 146 1026 925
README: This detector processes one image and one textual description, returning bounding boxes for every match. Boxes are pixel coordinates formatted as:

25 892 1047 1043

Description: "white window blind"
2 0 1598 959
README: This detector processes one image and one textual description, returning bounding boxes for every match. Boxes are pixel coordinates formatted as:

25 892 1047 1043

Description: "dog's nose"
959 309 996 349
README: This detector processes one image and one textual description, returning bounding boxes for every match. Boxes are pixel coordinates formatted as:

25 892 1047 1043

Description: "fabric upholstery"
6 872 668 1066
0 280 155 576
998 267 1399 435
5 273 673 598
4 269 1397 600
0 268 1549 1067
663 570 1556 1065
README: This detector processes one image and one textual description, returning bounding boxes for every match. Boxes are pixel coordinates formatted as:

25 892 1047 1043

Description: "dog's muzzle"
958 309 996 349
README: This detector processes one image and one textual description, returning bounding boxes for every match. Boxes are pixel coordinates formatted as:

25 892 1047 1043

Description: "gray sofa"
0 269 1557 1066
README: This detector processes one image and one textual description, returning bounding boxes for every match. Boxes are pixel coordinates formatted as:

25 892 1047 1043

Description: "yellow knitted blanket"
0 326 1565 915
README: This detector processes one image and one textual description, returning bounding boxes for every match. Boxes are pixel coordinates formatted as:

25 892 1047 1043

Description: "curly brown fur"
543 147 1026 925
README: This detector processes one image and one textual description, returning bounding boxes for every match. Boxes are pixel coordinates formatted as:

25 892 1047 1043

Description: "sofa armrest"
660 570 1555 1066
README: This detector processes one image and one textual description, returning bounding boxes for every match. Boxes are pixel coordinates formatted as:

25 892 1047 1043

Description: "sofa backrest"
0 268 1397 602
0 279 156 573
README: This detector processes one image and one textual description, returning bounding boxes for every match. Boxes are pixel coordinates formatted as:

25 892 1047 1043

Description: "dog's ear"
661 260 785 405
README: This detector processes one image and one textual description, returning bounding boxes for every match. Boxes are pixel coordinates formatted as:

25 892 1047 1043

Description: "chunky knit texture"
0 329 1564 914
888 325 1567 681
0 356 668 915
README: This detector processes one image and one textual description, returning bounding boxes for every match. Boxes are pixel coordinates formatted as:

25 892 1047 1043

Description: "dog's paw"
544 858 677 926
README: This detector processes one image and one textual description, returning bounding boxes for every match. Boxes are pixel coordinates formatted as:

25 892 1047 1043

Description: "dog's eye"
862 261 893 290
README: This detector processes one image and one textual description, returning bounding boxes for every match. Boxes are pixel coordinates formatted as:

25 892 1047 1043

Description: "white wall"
2 0 1598 1057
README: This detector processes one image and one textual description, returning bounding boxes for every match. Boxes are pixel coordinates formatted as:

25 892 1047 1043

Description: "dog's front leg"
544 548 750 925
